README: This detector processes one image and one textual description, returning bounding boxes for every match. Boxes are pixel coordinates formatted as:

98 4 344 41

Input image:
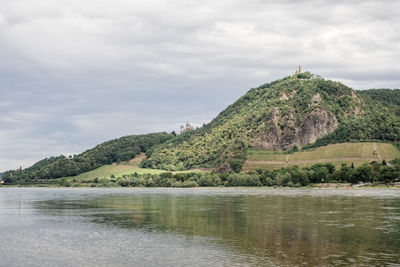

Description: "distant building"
186 122 193 131
180 125 185 134
179 122 194 134
292 65 302 76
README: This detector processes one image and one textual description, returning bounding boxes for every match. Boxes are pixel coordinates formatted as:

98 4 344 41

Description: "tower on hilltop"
295 65 302 74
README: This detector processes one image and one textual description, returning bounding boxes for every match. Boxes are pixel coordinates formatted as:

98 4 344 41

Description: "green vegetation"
69 165 167 181
357 88 400 116
245 142 400 170
145 76 400 170
296 71 312 79
96 158 400 187
3 74 400 184
10 158 396 187
3 132 173 184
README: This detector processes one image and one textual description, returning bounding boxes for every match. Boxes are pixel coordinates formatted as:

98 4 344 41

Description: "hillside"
3 132 173 184
357 89 400 116
144 73 400 171
3 71 400 183
63 153 196 183
244 142 400 171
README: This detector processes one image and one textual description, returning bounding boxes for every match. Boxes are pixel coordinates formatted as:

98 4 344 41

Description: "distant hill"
143 73 400 171
3 132 173 183
0 172 3 179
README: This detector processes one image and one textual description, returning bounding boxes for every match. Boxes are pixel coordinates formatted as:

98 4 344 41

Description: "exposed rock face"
254 108 282 150
280 92 289 101
254 106 338 150
310 93 321 106
297 107 338 145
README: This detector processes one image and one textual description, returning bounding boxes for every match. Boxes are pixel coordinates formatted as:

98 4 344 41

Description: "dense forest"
2 132 173 184
357 88 400 116
144 76 400 170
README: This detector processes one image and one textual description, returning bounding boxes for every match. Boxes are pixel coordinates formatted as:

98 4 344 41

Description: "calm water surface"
0 188 399 266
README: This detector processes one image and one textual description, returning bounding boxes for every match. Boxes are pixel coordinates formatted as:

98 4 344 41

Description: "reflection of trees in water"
35 194 400 266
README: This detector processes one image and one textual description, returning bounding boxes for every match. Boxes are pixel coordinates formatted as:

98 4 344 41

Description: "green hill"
3 71 400 184
3 132 173 184
143 74 400 171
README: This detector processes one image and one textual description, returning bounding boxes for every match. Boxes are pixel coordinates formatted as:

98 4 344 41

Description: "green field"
244 142 400 171
66 153 202 182
67 165 167 181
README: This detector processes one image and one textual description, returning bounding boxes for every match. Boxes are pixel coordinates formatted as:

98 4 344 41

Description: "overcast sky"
1 0 400 171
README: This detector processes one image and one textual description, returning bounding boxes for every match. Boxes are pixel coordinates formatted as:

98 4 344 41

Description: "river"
0 188 399 266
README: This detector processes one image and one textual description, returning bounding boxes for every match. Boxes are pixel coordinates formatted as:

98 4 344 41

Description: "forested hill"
2 132 173 183
143 73 400 171
3 73 400 181
357 89 400 116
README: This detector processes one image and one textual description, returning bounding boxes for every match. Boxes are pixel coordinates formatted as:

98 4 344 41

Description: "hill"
3 71 400 184
2 132 173 184
143 73 400 171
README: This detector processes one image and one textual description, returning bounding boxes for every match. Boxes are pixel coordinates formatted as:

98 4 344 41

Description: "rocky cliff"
254 105 338 150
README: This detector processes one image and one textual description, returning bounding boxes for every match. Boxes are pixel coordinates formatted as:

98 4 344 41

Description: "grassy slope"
68 165 167 181
67 153 201 181
244 142 400 170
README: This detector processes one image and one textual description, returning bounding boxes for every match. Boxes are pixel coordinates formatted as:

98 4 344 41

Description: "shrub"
117 179 129 187
228 159 244 173
226 174 262 186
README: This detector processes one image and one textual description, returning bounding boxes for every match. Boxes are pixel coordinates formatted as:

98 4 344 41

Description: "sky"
1 0 400 171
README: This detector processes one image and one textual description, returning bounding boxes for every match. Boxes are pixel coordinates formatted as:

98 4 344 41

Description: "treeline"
117 160 399 187
2 132 173 183
14 159 397 187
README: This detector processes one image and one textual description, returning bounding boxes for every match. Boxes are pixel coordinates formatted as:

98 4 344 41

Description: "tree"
380 166 397 183
228 159 243 173
352 165 372 183
339 164 355 182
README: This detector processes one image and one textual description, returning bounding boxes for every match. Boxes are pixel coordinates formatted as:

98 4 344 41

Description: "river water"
0 188 399 266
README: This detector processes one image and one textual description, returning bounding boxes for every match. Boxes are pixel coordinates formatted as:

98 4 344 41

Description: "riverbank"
1 182 400 188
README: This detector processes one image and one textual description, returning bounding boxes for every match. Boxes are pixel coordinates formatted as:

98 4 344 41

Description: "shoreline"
1 183 399 189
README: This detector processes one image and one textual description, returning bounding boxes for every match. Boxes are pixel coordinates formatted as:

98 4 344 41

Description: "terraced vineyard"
244 142 400 171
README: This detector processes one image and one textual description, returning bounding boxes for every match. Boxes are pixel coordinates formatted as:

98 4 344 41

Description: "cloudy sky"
1 0 399 171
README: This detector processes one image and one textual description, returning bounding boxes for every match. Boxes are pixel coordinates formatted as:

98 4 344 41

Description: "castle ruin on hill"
292 65 324 80
180 122 194 134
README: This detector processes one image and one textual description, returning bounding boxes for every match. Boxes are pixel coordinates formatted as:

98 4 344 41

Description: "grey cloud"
1 0 399 171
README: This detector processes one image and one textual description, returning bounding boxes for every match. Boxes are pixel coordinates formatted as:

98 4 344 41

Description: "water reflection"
31 189 400 266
